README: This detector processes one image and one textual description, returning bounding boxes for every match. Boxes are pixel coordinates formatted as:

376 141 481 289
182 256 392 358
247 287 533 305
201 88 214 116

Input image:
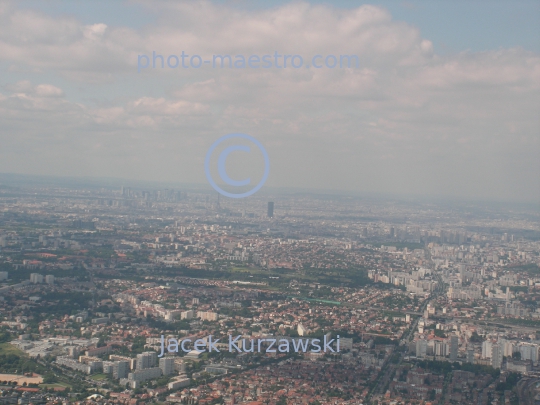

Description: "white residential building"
159 357 175 376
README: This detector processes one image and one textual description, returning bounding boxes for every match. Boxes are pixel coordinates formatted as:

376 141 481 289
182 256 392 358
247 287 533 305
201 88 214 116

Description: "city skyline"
0 178 538 403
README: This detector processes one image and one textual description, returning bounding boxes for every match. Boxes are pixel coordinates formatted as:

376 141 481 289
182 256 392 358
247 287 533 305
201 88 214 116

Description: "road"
366 270 445 402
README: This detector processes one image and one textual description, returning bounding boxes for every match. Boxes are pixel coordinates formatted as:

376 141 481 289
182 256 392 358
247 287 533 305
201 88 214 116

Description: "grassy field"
382 310 407 318
0 343 26 357
378 242 424 250
230 266 266 274
90 373 108 381
39 382 71 389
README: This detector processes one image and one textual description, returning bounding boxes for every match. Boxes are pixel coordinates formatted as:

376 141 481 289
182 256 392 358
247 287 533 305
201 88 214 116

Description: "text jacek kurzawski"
158 334 341 357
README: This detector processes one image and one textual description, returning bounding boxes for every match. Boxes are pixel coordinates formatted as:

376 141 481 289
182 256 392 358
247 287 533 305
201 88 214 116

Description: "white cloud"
35 84 64 97
3 81 64 98
83 23 107 41
0 1 537 201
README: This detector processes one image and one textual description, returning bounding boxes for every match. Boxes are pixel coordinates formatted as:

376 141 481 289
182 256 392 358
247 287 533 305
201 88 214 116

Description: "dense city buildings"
0 179 538 404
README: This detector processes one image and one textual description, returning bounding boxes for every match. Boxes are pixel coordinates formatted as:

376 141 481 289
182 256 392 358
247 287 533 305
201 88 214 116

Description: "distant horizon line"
0 171 538 208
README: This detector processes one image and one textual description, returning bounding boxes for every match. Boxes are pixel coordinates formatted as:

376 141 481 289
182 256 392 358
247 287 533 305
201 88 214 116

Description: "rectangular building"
128 367 162 382
113 361 130 379
159 357 175 376
267 202 274 218
136 351 158 370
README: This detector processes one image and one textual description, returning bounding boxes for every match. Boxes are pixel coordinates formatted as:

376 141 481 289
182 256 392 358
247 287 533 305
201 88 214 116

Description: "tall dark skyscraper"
267 201 274 218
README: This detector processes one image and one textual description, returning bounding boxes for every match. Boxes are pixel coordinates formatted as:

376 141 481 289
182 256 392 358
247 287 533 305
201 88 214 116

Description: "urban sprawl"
0 180 538 405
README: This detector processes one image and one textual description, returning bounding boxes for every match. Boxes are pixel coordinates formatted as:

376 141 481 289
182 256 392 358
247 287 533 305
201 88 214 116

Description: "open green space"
230 266 267 274
382 310 407 318
90 373 108 381
489 317 540 328
39 382 71 389
0 343 47 374
288 296 341 306
507 264 540 275
378 242 424 250
0 343 26 357
146 262 372 292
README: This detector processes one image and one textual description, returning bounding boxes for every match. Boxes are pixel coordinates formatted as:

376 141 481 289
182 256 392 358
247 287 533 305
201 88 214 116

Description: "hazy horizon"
1 171 539 210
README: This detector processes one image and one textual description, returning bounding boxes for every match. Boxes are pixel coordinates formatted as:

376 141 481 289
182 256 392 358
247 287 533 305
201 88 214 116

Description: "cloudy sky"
0 0 539 202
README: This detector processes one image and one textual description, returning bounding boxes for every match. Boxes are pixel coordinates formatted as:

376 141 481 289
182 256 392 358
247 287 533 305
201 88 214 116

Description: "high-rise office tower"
267 201 274 218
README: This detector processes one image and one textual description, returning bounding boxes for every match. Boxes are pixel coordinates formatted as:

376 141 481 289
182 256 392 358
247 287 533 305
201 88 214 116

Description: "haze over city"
0 2 539 405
